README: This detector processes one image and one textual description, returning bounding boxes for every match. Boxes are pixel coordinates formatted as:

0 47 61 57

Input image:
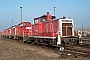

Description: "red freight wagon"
17 25 22 37
12 25 18 39
2 29 7 37
10 25 18 39
16 22 32 39
7 28 12 38
11 26 16 36
2 30 4 35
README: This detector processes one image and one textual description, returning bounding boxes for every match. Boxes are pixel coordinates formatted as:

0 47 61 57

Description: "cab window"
40 18 46 22
20 23 25 26
34 19 38 24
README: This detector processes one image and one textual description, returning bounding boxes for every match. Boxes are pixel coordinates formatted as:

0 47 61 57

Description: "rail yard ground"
0 35 90 60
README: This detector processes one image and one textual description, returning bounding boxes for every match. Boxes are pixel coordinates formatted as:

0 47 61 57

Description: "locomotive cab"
17 22 32 40
33 12 78 47
34 12 56 24
33 12 56 36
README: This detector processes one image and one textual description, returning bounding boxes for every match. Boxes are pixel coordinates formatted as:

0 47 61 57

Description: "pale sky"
0 0 90 31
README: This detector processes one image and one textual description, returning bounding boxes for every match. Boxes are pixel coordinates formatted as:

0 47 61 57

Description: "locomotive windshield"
34 19 38 24
40 18 46 22
20 24 25 26
19 23 30 26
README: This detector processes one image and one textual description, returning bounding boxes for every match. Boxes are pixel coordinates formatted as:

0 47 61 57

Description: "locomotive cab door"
34 19 39 36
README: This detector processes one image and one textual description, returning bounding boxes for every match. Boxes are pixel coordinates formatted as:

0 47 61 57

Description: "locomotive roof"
18 22 31 25
34 15 56 20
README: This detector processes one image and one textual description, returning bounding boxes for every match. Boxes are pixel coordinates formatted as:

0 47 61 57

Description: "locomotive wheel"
64 39 70 44
23 41 27 43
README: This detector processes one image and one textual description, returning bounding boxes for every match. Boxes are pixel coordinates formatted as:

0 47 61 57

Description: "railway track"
65 48 90 57
52 47 90 58
82 37 90 39
51 43 90 58
1 36 90 58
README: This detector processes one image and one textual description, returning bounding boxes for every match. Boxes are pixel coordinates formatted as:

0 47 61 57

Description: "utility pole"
20 7 24 41
20 7 22 23
82 23 83 36
54 7 56 16
82 23 83 31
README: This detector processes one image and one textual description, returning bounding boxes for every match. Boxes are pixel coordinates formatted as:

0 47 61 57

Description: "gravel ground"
0 36 90 60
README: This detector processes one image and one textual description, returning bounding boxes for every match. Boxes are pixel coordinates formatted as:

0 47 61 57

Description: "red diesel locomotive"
2 12 78 47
